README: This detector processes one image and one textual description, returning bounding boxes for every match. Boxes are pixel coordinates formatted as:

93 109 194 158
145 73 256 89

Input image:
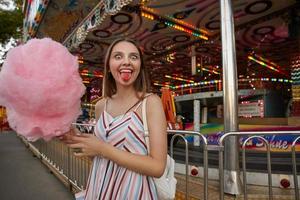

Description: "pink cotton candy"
0 38 86 141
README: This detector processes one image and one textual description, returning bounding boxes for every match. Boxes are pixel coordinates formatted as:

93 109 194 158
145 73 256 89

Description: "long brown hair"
102 38 150 99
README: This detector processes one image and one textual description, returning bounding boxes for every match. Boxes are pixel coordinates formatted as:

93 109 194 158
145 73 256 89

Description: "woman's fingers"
59 133 84 142
74 134 91 138
67 134 92 143
59 135 75 144
59 132 97 158
74 152 85 157
71 124 82 135
67 143 83 149
57 136 64 140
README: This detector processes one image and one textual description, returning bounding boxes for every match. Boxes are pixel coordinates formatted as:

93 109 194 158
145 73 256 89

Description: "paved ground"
175 174 295 200
0 131 74 200
1 130 297 200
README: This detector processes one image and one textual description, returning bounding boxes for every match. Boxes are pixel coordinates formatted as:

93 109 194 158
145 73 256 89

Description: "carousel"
22 0 300 198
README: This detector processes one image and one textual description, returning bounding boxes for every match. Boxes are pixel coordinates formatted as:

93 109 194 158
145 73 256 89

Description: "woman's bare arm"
68 95 167 177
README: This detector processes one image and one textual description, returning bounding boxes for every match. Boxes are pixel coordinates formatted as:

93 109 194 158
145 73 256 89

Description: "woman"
62 38 167 199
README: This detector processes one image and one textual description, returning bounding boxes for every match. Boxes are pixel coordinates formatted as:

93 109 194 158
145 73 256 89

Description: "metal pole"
242 136 272 200
242 146 247 200
266 141 273 200
219 146 224 200
220 0 242 195
203 144 208 200
170 134 189 199
68 147 72 191
292 136 300 200
193 99 200 146
168 130 208 199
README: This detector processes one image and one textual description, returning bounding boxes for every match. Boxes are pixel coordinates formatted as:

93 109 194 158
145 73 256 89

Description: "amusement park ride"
0 106 10 131
17 0 300 198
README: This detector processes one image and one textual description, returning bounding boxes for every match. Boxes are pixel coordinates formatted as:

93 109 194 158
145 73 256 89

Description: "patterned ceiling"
36 0 299 92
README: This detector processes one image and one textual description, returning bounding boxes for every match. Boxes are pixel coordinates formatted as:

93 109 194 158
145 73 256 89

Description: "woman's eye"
114 55 122 59
131 55 138 60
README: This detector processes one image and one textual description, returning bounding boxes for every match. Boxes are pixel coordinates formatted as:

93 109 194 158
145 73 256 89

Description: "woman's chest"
98 112 144 138
95 112 147 153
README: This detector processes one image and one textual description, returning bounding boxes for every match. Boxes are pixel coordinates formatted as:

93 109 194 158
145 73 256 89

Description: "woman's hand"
66 134 104 157
57 126 80 144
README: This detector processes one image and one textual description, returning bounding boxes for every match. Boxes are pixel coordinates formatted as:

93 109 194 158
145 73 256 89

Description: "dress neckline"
102 110 142 124
104 110 127 120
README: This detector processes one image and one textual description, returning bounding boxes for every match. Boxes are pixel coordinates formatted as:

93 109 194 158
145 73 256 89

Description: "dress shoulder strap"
133 93 153 111
104 98 108 111
142 97 149 136
133 101 143 111
142 97 150 152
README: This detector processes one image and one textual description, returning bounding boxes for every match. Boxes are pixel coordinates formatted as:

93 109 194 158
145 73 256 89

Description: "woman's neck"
114 85 138 100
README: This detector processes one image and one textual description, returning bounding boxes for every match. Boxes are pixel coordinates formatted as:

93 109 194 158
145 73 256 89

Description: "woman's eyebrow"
129 52 139 55
111 51 123 54
111 51 139 55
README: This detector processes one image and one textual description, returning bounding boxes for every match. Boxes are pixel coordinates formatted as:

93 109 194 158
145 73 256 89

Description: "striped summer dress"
84 99 158 200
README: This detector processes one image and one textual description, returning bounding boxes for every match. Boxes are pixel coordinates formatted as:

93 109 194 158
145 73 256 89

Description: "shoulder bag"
142 97 177 200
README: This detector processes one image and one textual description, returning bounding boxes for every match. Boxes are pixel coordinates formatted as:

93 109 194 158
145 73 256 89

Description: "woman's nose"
122 56 131 65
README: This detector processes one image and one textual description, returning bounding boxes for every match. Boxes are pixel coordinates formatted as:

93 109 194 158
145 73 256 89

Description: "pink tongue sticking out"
121 72 131 81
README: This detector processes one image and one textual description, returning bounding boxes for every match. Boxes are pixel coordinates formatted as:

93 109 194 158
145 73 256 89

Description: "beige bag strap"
142 97 150 152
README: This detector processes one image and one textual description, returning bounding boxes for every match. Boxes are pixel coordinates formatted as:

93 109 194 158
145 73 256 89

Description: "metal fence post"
292 136 300 200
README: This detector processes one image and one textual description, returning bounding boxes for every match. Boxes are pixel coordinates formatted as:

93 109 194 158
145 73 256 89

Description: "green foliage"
0 0 23 45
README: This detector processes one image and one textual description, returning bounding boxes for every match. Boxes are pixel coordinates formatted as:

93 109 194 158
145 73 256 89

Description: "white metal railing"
21 125 209 199
168 130 208 200
20 125 300 200
218 131 300 200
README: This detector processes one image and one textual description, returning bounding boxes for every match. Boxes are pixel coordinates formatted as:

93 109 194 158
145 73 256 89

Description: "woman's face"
109 41 141 87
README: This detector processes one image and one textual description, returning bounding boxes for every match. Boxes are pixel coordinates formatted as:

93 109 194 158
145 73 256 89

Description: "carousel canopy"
24 0 300 93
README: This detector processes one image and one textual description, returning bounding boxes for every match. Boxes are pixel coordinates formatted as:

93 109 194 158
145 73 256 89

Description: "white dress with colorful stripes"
84 102 158 200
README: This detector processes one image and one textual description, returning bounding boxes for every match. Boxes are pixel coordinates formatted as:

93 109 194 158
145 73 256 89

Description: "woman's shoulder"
143 93 165 122
95 97 107 119
144 93 161 104
95 97 106 108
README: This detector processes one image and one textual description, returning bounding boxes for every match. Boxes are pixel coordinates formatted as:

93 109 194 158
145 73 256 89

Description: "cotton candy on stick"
0 38 86 141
